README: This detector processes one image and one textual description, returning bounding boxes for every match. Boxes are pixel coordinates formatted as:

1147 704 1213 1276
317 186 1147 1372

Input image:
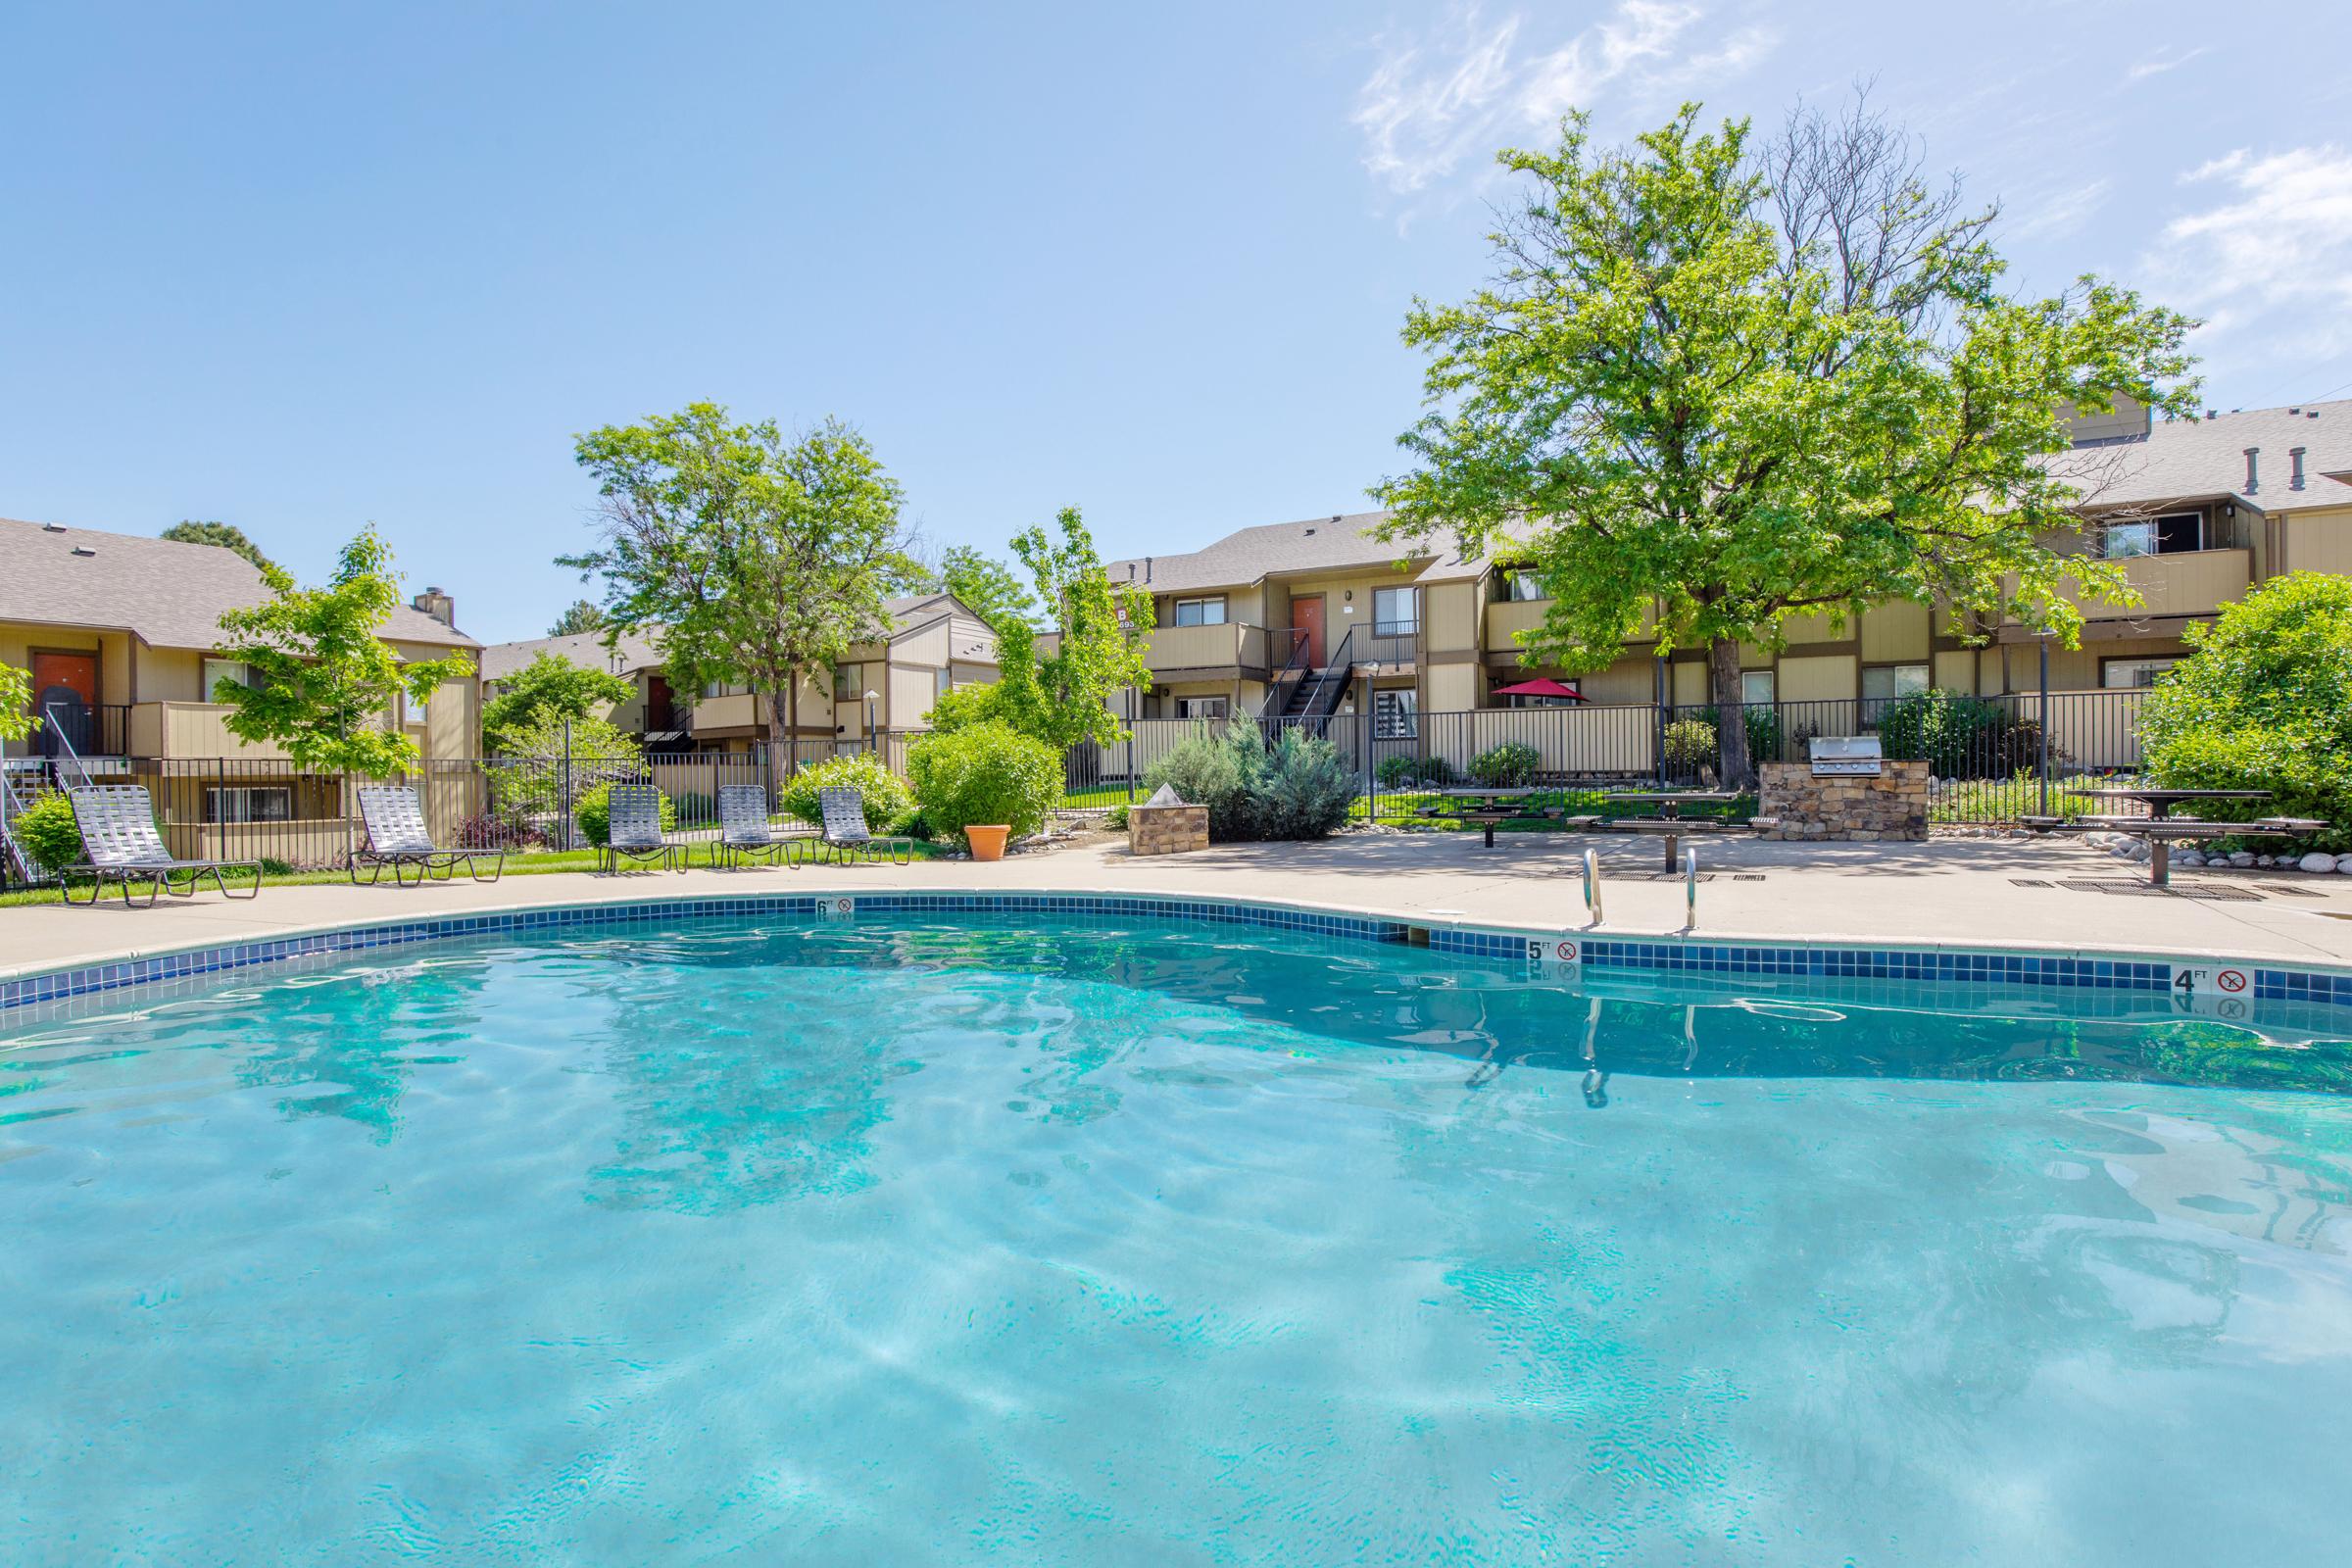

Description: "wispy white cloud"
2126 46 2208 83
1351 1 1777 200
2003 177 2113 241
2146 142 2352 368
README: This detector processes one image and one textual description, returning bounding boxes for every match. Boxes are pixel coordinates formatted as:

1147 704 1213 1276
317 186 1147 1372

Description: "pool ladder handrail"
1582 848 1602 928
1684 847 1699 931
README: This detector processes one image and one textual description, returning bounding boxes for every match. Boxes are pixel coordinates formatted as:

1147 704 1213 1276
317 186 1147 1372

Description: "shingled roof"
2052 399 2352 514
0 516 478 651
477 626 664 683
1102 510 1491 595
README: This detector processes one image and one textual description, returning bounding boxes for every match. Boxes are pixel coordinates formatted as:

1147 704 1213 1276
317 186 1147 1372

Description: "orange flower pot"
964 824 1010 861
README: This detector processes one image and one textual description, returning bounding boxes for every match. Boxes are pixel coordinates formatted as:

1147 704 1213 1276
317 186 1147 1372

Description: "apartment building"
2 516 482 764
482 592 1002 756
1102 397 2352 733
1 515 481 863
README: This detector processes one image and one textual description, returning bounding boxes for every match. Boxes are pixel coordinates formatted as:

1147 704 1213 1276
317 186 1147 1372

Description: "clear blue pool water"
5 914 2352 1566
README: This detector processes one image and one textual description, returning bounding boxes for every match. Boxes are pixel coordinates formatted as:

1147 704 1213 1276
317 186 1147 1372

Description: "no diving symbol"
2217 968 2248 994
1555 940 1580 963
834 898 854 915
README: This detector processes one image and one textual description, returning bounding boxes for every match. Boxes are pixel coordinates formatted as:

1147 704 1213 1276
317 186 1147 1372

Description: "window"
1374 687 1418 738
1500 568 1545 602
204 786 292 824
201 658 256 699
1175 696 1229 720
1172 596 1227 627
2102 657 2179 689
833 666 857 702
1861 663 1931 704
934 667 952 702
1740 669 1776 707
2102 512 2206 559
1373 586 1418 635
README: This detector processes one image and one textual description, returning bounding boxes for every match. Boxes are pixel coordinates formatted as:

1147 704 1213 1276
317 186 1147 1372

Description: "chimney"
2242 448 2260 495
1144 556 1153 583
2290 447 2307 491
412 586 455 626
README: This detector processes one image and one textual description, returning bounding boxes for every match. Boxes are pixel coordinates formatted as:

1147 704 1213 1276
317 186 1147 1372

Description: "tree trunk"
764 674 795 797
1707 636 1754 789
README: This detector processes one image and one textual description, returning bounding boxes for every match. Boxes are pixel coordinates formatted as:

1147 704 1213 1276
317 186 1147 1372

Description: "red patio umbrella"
1489 677 1584 702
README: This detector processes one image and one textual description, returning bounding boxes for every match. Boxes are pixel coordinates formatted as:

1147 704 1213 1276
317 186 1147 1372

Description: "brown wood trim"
1424 648 1481 665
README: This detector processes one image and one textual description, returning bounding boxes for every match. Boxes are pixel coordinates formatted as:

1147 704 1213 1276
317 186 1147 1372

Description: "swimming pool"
5 908 2351 1564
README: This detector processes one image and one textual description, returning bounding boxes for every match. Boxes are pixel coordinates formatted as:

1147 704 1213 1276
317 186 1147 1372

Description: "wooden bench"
1459 808 1601 848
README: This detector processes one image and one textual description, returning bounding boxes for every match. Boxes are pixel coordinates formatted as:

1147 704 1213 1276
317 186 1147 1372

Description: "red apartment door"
1291 597 1326 667
30 651 98 757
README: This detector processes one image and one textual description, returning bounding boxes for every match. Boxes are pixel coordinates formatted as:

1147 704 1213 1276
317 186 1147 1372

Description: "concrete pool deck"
5 831 2352 983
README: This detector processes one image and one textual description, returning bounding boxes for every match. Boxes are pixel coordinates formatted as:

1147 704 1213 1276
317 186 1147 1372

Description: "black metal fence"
5 688 2162 881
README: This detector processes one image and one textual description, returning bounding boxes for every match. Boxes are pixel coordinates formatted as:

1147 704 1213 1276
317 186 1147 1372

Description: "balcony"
689 692 765 736
1483 597 1657 657
1358 621 1420 668
2089 547 2252 619
1140 621 1273 675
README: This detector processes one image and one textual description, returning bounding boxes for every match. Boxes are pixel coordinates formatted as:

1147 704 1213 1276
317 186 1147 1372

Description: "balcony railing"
1139 620 1271 674
1361 620 1420 667
4 702 131 760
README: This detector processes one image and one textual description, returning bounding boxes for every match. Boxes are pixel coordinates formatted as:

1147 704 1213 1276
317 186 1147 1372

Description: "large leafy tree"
548 599 610 637
483 652 636 750
211 527 473 777
564 404 924 786
928 508 1152 749
937 545 1039 633
1375 101 2198 783
162 519 279 575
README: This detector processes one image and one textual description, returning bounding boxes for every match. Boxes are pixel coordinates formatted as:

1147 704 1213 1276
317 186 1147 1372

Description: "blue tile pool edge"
4 889 2351 1015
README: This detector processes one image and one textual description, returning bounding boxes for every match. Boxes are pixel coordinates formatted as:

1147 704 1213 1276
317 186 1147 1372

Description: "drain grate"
2266 884 2325 899
1637 871 1717 882
2009 878 2054 888
2057 878 2266 901
1732 873 1767 881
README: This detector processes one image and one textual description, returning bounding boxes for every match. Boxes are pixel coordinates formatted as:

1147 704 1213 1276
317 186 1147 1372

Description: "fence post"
559 718 575 852
2037 639 2051 817
1125 727 1135 805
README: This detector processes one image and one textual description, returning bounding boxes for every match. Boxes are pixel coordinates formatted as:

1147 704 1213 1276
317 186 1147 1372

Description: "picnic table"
2076 788 2273 819
1425 787 1599 848
2074 811 2327 887
1603 791 1747 871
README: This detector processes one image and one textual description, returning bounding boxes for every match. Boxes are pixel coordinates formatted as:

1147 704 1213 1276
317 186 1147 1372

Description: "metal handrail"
1583 847 1603 928
42 703 98 792
1684 847 1699 929
1255 628 1313 718
1292 626 1355 724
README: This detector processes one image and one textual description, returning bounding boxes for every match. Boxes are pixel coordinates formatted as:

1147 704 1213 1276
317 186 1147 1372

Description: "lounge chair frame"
351 785 506 886
800 786 913 866
599 782 684 873
710 783 791 869
58 785 264 907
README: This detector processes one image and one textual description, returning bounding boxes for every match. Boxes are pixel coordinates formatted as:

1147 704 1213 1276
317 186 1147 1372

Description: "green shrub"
896 808 937 842
668 791 714 825
779 752 912 833
1105 803 1131 831
13 793 85 875
1468 741 1540 787
906 720 1064 842
1416 755 1456 787
1375 754 1423 789
2140 571 2352 849
574 783 674 847
1144 722 1352 841
1690 705 1784 768
260 858 297 878
1875 691 2041 779
1143 722 1253 839
1661 718 1717 776
1251 726 1356 839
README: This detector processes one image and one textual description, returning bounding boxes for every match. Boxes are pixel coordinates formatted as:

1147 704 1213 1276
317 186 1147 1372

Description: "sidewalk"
6 832 2350 983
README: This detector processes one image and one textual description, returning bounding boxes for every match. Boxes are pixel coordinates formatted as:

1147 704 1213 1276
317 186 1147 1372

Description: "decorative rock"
2298 853 2336 873
2229 851 2256 868
2176 851 2205 867
2257 855 2277 868
2336 853 2352 874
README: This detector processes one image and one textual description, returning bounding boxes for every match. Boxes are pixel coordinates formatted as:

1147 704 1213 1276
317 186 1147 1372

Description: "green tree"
564 404 924 788
162 519 279 575
930 509 1153 749
211 527 474 777
483 652 635 750
937 545 1038 632
1374 102 2197 783
549 599 610 637
2139 571 2352 849
0 661 33 744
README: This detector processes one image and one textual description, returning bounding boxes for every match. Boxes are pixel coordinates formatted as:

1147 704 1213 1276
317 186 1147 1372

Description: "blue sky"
4 1 2348 644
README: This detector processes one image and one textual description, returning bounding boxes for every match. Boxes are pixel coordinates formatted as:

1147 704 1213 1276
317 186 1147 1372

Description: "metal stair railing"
1 764 51 885
1289 626 1356 730
1256 628 1312 718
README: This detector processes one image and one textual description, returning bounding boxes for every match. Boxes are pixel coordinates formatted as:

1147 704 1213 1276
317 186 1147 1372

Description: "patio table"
1603 791 1747 870
2075 788 2272 819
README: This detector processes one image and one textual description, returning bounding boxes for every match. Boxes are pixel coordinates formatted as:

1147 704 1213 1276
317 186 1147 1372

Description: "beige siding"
1576 659 1656 705
888 663 936 729
1425 581 1478 655
2284 510 2352 576
1425 662 1480 710
1779 654 1856 704
1860 602 1932 662
1932 650 1980 694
